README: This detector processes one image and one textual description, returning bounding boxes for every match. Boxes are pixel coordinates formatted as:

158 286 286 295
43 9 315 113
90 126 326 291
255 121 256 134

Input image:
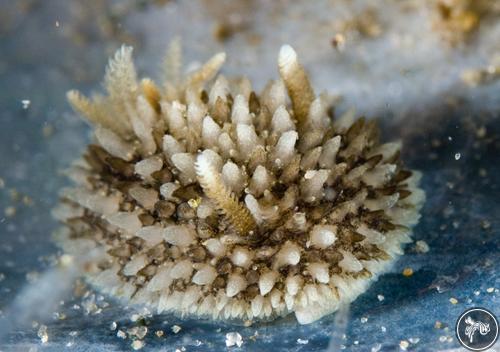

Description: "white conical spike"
259 271 279 296
231 94 252 124
202 115 222 147
308 262 330 283
300 169 330 202
171 153 197 184
200 149 223 171
226 273 247 297
136 226 164 247
274 241 301 269
366 141 402 161
307 96 329 129
244 194 263 224
123 254 148 276
273 130 298 168
218 132 237 158
249 165 273 197
236 123 260 159
319 136 341 168
186 102 206 135
146 263 173 292
222 161 245 195
285 275 303 296
203 238 226 257
209 75 230 106
105 212 142 233
300 146 322 170
134 156 163 180
251 295 264 317
338 250 363 272
159 182 180 201
170 259 193 279
95 126 135 161
128 186 158 210
192 265 217 285
261 79 286 114
163 225 195 247
163 134 185 158
271 105 295 134
357 224 385 245
163 101 186 138
230 246 253 268
310 225 337 249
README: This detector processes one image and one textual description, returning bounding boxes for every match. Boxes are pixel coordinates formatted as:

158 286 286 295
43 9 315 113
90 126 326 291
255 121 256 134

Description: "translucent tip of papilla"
278 45 297 70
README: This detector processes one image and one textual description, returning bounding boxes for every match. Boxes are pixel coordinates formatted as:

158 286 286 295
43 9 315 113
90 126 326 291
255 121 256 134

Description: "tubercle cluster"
53 42 424 324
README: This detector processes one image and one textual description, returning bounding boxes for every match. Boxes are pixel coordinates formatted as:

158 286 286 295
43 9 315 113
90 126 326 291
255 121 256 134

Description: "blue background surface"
0 1 498 351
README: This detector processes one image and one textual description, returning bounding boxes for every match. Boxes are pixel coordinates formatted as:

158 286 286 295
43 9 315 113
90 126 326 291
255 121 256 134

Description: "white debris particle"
381 326 387 333
21 99 31 109
297 338 309 345
4 206 16 217
340 345 346 349
439 336 447 342
171 325 182 334
128 326 148 339
225 332 243 347
481 220 491 230
454 153 461 160
117 330 127 339
409 337 420 344
81 294 99 315
37 325 48 344
399 340 409 350
130 313 141 322
68 331 78 337
354 340 359 345
52 312 66 320
371 343 382 352
155 330 164 337
66 341 74 347
360 317 368 323
414 240 430 253
0 273 5 282
194 340 203 346
110 321 117 331
486 287 494 293
377 294 385 301
131 340 144 350
449 297 458 304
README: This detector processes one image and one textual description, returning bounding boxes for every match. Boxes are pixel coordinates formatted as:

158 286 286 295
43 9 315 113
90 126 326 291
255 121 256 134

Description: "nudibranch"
53 42 424 324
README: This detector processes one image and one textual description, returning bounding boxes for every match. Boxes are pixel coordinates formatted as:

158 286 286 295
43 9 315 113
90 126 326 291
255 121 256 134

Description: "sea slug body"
53 42 425 324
